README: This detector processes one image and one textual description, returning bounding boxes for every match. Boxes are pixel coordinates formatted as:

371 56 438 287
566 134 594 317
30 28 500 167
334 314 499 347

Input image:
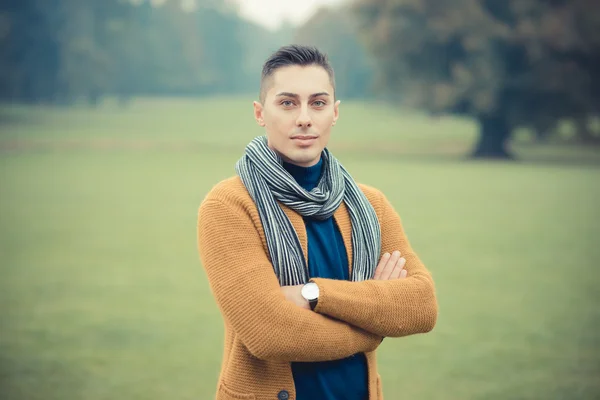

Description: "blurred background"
0 0 599 399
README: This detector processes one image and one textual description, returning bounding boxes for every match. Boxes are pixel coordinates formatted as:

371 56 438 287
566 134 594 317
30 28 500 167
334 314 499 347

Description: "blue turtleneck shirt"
283 158 368 400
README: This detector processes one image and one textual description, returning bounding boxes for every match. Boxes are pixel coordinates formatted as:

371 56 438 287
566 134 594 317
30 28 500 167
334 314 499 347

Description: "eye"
281 100 295 107
313 100 326 107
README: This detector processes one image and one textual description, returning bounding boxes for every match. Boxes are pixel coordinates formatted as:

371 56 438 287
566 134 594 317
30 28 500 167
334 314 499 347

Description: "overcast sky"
235 0 349 30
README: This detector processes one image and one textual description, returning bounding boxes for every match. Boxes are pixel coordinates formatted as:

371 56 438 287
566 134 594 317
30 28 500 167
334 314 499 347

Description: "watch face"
302 282 319 300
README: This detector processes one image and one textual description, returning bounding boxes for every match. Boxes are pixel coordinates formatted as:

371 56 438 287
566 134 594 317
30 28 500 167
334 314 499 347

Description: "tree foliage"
354 0 600 156
0 0 287 104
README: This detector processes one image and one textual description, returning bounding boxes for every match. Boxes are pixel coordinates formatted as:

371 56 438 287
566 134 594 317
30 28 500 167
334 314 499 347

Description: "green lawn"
1 97 599 399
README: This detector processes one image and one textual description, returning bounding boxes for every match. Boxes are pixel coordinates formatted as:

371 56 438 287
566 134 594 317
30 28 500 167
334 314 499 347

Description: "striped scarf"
235 136 381 286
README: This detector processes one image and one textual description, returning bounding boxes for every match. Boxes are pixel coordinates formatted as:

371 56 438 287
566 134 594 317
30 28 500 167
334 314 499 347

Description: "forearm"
312 272 437 338
309 187 438 338
233 295 382 361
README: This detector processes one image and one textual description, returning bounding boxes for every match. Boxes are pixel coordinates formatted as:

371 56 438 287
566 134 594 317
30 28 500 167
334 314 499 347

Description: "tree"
57 0 134 105
0 0 292 104
0 0 63 103
0 0 133 104
354 0 600 158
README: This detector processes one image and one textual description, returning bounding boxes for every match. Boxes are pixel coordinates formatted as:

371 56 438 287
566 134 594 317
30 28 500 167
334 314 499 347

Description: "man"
197 45 437 400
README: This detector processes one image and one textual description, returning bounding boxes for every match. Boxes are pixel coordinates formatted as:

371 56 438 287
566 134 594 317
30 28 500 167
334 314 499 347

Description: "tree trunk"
88 89 101 107
472 114 513 159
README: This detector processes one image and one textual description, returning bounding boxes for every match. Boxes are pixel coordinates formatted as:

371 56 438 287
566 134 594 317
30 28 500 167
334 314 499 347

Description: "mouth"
291 135 318 140
291 135 318 147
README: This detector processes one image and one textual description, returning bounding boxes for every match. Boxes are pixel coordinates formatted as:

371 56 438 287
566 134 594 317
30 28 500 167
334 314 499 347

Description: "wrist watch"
301 281 320 310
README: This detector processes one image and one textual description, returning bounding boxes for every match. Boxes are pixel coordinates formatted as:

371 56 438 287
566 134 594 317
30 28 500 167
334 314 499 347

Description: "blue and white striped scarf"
235 136 381 286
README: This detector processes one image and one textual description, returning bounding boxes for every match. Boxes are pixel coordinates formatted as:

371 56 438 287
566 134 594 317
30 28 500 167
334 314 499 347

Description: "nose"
296 106 312 128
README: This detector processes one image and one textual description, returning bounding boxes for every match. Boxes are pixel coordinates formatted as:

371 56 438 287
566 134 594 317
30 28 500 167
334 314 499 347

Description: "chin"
286 150 321 166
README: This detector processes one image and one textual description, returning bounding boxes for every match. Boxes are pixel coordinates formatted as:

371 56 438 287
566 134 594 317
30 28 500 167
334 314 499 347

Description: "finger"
389 257 406 280
373 253 390 280
380 250 401 280
400 268 408 279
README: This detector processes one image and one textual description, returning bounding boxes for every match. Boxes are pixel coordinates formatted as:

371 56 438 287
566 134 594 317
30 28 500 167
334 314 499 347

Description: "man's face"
254 65 340 168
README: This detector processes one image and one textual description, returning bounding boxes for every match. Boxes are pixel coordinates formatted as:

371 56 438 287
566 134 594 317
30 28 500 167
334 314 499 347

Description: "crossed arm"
197 192 437 363
283 192 438 338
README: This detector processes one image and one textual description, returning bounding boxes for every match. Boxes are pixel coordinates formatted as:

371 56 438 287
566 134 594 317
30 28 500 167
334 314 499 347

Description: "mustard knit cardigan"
197 176 438 400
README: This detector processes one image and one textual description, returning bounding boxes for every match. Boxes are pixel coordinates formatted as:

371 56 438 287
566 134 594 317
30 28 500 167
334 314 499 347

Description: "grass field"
1 97 599 399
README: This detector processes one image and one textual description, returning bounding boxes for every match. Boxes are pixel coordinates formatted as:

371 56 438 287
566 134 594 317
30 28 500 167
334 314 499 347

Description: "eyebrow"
275 92 331 99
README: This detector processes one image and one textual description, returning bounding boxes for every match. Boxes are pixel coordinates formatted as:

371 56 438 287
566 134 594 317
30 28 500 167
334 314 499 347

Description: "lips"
291 135 318 140
291 135 318 147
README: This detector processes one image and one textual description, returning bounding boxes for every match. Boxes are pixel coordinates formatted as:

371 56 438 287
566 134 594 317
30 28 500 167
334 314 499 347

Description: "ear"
332 100 341 126
253 101 266 127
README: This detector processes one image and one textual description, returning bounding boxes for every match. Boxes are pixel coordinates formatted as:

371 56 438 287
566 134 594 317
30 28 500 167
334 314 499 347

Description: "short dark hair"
259 45 335 102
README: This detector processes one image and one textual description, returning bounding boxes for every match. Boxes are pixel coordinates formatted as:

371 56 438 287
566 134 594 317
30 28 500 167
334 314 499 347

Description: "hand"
280 285 310 310
373 250 407 280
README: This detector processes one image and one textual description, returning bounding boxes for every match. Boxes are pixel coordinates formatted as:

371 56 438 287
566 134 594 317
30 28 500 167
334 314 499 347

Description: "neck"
282 157 323 191
284 159 320 168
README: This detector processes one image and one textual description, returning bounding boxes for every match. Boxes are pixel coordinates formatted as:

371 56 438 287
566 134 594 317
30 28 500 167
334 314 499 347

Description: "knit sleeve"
197 198 383 362
311 190 438 338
